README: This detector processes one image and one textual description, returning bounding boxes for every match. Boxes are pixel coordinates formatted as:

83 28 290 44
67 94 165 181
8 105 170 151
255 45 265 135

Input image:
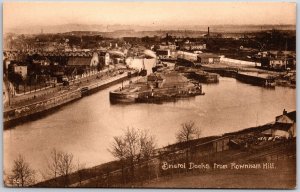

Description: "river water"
3 74 296 179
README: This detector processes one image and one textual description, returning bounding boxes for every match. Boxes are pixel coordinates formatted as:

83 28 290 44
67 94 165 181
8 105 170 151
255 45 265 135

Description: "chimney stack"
166 33 169 45
283 109 287 115
208 27 210 37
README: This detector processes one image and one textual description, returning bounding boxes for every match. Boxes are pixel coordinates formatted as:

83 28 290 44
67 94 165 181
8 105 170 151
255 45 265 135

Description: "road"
6 68 116 109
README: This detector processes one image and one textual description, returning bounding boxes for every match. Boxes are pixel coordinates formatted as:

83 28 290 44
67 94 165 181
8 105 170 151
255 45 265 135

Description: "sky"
3 1 296 32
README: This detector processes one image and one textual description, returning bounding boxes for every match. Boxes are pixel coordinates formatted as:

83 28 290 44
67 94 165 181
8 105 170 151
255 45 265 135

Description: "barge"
109 71 205 104
236 72 276 88
110 87 140 103
185 69 219 83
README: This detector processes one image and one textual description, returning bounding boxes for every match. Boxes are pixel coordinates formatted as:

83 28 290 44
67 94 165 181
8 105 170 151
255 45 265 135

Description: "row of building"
4 50 118 81
175 51 220 66
259 51 296 70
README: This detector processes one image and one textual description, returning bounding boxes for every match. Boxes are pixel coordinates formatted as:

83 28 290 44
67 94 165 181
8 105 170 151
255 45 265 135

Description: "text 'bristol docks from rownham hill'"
2 1 296 189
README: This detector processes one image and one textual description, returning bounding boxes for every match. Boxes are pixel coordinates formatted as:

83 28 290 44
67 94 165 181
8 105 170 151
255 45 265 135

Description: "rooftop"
276 110 296 123
272 122 293 132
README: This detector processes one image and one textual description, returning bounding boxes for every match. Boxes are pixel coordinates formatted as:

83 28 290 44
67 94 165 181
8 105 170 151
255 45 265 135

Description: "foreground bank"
32 110 296 188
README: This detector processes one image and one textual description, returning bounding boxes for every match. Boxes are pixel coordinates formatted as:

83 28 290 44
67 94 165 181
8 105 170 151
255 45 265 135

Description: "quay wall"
87 72 136 95
201 67 272 86
4 90 82 129
4 71 138 129
201 67 238 78
236 73 270 86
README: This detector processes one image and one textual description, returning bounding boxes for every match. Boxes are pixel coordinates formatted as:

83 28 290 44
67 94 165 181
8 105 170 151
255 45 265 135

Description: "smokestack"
208 27 210 36
166 33 169 45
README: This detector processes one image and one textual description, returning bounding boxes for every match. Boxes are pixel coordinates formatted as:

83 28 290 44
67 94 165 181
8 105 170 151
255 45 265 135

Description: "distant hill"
5 24 296 35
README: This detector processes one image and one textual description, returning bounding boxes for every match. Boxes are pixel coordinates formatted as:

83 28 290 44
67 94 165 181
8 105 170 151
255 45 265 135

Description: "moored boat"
109 87 140 103
110 71 205 104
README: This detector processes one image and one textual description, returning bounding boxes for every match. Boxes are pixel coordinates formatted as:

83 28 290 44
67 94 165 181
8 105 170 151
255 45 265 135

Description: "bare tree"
57 151 74 187
10 154 35 187
47 149 61 179
42 148 63 186
76 159 86 187
140 130 156 160
3 170 10 187
176 121 201 165
109 136 127 183
124 127 140 180
45 149 74 187
109 127 157 183
176 121 201 143
139 130 156 180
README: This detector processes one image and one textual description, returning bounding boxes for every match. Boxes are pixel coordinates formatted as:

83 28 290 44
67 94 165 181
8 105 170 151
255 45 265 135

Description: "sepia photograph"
2 1 296 188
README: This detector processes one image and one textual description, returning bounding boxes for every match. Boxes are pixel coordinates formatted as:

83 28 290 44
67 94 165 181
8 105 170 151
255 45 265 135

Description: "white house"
90 52 99 67
14 65 27 79
272 110 296 138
